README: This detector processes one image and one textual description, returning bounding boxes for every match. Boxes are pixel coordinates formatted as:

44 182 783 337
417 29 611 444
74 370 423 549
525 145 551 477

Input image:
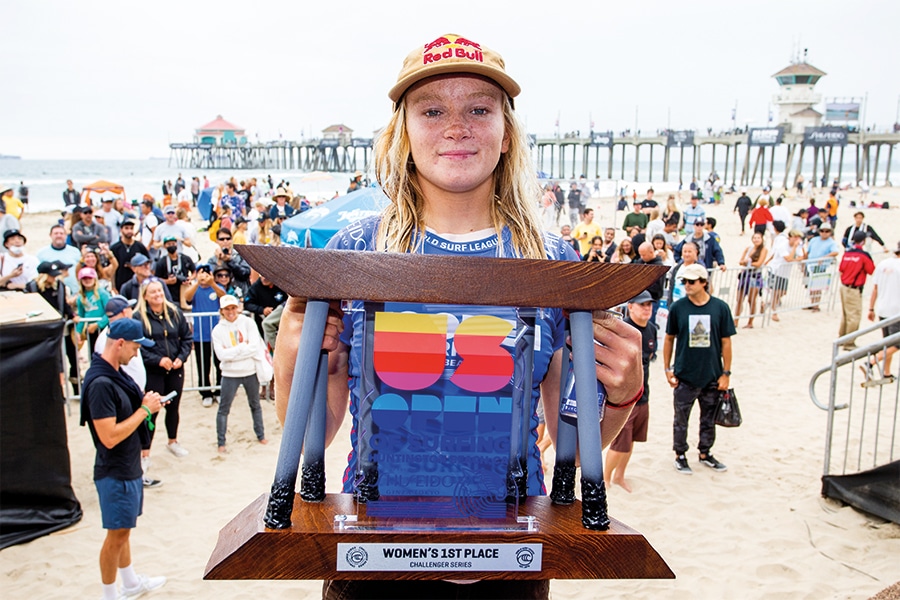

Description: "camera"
222 247 230 255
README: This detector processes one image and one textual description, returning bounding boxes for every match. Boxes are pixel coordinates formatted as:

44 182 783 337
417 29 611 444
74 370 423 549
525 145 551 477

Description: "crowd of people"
1 176 299 487
3 156 886 498
538 173 890 491
4 32 896 600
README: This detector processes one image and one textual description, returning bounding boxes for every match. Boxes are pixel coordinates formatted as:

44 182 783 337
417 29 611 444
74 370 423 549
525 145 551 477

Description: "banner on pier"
590 131 613 148
747 127 784 147
803 126 849 147
666 130 694 148
825 102 860 122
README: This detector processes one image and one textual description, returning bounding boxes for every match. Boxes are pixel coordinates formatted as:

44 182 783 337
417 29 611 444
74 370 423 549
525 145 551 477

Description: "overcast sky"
3 0 898 159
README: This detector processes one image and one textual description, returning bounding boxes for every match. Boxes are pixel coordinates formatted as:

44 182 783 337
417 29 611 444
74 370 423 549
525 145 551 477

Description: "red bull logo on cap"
422 34 484 65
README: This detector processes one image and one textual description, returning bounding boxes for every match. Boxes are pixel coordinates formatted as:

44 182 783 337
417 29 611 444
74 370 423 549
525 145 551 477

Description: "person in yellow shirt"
571 207 603 256
1 187 24 220
824 192 839 229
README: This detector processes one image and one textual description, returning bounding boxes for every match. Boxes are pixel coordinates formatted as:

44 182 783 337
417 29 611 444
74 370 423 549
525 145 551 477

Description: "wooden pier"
168 139 374 172
534 131 898 187
169 131 898 188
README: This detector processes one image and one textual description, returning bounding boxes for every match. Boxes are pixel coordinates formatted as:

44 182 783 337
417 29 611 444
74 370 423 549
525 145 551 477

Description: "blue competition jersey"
326 216 578 496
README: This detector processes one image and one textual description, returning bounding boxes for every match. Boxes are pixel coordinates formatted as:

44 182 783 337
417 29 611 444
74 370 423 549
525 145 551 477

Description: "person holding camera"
80 319 167 600
154 235 195 304
207 227 250 289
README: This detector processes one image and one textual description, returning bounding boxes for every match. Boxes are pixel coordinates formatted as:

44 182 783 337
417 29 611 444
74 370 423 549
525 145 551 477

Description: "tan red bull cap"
389 34 520 106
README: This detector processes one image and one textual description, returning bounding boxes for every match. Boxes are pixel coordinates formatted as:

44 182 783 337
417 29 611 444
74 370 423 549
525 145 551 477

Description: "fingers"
589 314 643 404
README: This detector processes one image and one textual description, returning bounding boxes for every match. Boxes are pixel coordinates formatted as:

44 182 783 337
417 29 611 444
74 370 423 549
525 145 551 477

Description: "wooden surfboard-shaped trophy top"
236 245 670 310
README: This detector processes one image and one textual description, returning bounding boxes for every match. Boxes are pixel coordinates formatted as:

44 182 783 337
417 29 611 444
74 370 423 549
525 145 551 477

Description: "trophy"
205 246 673 581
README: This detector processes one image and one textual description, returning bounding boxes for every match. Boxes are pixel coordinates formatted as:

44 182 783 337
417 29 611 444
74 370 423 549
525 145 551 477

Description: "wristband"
140 405 154 431
606 386 643 409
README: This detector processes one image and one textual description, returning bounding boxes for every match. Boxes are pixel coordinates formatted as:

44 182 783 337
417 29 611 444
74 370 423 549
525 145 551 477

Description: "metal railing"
809 315 900 477
663 256 840 328
62 310 268 404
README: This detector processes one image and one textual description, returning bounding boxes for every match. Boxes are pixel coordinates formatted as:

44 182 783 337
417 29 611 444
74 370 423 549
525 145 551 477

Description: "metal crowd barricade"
181 309 257 397
808 315 900 524
762 256 840 322
707 265 767 327
181 310 219 398
62 317 104 407
62 310 267 406
697 256 839 328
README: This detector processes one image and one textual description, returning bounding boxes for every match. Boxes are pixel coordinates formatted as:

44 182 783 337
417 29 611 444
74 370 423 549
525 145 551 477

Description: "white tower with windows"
772 50 826 133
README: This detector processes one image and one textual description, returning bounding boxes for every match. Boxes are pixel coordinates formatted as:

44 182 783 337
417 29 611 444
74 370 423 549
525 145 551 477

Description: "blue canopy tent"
280 187 390 248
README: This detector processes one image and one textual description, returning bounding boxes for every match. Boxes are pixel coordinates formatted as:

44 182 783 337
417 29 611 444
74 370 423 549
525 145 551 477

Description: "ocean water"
0 159 361 214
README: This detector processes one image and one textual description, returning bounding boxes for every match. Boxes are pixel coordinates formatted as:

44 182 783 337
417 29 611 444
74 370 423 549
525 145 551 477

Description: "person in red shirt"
838 230 876 349
749 198 774 236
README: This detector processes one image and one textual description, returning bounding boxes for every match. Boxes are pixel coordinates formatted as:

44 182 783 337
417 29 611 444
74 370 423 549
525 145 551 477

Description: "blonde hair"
136 280 179 331
373 96 545 259
35 273 58 292
78 277 100 306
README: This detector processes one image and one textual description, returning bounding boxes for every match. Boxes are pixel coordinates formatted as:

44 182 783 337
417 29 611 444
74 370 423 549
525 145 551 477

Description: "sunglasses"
215 272 231 277
681 278 707 285
218 237 232 241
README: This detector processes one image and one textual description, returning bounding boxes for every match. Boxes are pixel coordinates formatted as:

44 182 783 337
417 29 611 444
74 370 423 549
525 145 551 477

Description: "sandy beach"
2 184 899 599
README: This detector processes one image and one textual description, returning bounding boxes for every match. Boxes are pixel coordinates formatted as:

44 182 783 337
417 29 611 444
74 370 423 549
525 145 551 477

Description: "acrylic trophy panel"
338 301 545 531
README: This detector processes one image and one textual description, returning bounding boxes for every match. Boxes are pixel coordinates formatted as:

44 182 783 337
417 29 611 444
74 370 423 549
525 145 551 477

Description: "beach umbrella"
280 186 390 248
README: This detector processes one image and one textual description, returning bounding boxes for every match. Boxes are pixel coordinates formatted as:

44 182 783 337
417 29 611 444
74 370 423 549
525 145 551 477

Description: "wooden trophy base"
205 493 673 581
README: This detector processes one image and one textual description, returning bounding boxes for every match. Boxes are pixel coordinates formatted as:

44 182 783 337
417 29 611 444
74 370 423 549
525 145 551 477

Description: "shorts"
881 319 900 349
767 273 788 292
609 402 649 452
96 476 143 530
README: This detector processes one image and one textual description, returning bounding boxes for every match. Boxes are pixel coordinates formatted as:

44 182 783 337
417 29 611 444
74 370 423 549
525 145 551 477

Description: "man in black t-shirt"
605 291 657 493
154 235 196 304
663 263 735 475
566 183 583 228
81 319 166 600
640 188 658 215
110 220 150 291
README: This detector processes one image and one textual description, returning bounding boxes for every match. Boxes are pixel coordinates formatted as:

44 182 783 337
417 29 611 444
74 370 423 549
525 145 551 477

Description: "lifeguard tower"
772 50 826 133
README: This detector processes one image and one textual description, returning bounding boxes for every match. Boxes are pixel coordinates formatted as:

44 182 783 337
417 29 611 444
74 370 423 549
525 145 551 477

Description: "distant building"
322 124 353 146
195 115 247 145
771 59 826 133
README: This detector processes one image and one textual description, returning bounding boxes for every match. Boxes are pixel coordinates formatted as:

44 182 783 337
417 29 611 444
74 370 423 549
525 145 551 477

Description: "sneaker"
142 476 162 488
166 442 189 458
120 573 166 599
674 455 692 475
201 397 213 408
860 360 878 382
699 454 727 472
